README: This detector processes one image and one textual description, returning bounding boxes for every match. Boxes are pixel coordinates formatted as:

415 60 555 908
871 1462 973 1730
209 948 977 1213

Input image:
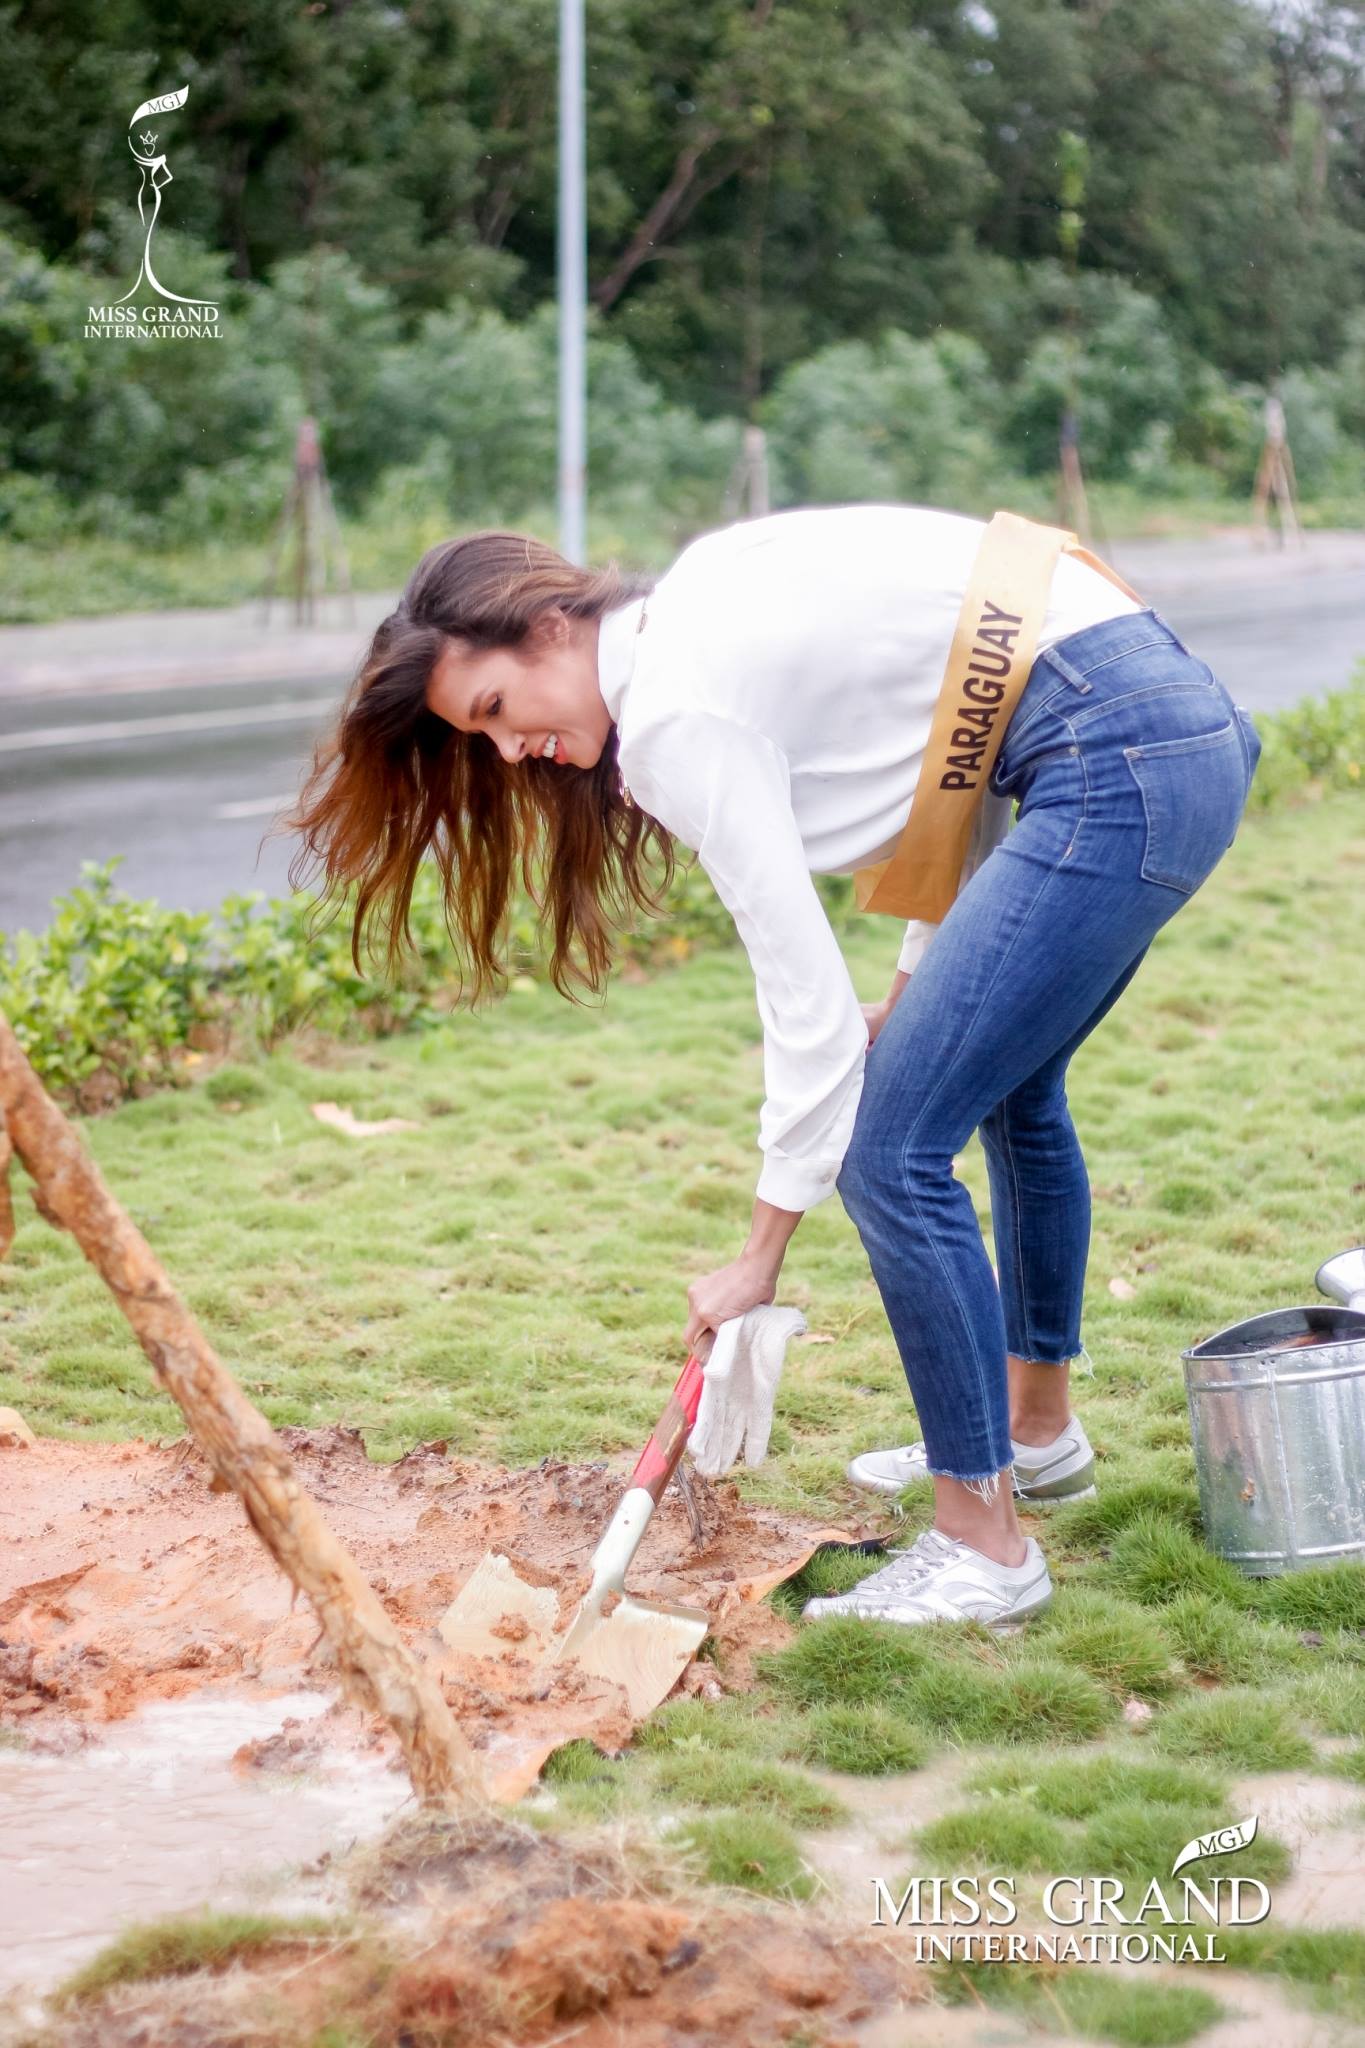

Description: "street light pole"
558 0 586 564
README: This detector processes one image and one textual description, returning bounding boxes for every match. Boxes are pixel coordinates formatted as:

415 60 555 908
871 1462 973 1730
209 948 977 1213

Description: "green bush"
0 851 860 1106
0 864 217 1098
0 230 292 549
762 328 1000 507
1004 276 1189 482
1244 666 1365 811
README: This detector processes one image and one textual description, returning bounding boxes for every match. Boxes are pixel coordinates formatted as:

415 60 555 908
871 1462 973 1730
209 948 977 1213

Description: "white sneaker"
845 1415 1097 1505
801 1527 1052 1628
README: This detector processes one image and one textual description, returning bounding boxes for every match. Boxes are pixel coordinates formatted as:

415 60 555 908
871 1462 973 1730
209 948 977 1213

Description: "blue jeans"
836 608 1262 1497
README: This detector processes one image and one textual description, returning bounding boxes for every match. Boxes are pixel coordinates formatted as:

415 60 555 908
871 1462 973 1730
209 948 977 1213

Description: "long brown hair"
286 532 673 1001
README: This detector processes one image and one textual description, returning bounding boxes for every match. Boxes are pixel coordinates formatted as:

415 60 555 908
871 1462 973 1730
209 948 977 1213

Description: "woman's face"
425 609 611 770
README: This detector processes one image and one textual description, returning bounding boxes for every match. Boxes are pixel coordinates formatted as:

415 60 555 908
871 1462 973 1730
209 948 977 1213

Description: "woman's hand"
862 996 898 1045
684 1251 779 1361
863 968 913 1047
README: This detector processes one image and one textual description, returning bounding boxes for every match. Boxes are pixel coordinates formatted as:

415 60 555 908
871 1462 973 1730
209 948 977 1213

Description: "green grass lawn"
7 790 1365 2048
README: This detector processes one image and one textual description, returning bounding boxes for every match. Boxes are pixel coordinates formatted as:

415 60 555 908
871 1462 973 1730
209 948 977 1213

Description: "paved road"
0 677 335 932
1 531 1361 936
1113 529 1365 710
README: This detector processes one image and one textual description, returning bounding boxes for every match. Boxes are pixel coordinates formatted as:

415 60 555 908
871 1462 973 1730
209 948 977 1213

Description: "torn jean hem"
1005 1341 1095 1377
924 1463 1012 1506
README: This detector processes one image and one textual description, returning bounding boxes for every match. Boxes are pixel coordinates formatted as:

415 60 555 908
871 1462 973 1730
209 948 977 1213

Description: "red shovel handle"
630 1352 706 1505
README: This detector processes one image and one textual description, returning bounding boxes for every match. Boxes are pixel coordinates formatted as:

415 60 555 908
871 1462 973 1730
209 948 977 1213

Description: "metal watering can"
1181 1250 1365 1577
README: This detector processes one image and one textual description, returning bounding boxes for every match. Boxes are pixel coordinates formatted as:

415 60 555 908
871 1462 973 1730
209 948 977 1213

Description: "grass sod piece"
756 1614 948 1713
648 1751 849 1829
908 1785 1290 1895
542 1719 854 1830
1044 1475 1205 1546
1329 1741 1365 1786
964 1655 1118 1743
925 1744 1292 1893
1158 1591 1314 1684
541 1737 625 1783
1252 1561 1365 1633
1279 1666 1365 1737
1217 1926 1365 2025
779 1702 935 1776
57 1911 342 2002
1077 1798 1293 1889
535 1738 640 1821
611 1687 934 1790
534 1777 635 1826
1150 1688 1316 1772
635 1670 937 1777
932 1959 1224 2047
670 1810 818 1900
961 1749 1232 1821
1025 1587 1186 1702
630 1696 788 1757
1094 1511 1257 1611
756 1619 1118 1745
913 1798 1072 1876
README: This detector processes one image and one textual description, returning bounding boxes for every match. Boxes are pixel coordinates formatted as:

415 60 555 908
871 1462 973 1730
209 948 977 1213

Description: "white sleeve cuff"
755 1154 841 1214
898 920 937 976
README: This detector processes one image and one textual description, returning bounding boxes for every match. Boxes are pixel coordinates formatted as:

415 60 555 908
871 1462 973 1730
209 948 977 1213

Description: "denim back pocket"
1123 719 1246 894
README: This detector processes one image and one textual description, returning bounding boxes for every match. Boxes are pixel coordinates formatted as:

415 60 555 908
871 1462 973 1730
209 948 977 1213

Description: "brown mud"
29 1809 927 2048
0 1428 877 1798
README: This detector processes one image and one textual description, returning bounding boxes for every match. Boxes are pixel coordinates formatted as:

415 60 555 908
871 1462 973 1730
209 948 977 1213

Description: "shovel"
438 1352 712 1719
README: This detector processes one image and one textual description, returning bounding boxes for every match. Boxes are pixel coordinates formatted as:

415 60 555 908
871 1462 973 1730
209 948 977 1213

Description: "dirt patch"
31 1809 925 2048
1230 1766 1365 1931
0 1431 876 1797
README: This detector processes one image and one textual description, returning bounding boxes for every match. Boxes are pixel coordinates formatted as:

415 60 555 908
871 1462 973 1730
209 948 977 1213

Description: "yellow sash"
854 510 1144 923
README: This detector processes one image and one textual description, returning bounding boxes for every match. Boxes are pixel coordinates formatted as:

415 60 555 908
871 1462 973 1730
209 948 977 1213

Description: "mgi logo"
85 85 221 342
873 1814 1271 1965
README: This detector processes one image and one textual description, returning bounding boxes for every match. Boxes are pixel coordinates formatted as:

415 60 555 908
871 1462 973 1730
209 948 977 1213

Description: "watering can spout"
1316 1247 1365 1313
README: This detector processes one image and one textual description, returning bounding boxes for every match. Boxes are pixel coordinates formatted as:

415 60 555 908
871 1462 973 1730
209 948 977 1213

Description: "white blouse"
594 504 1143 1214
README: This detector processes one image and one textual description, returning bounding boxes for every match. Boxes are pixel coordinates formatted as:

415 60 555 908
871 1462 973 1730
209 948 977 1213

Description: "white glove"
688 1304 808 1478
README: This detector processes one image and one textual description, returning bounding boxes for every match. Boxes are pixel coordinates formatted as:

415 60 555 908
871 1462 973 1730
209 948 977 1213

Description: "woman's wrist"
743 1196 803 1281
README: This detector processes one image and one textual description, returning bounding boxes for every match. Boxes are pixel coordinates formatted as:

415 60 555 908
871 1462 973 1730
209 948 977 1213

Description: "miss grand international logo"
873 1816 1268 1965
84 85 222 342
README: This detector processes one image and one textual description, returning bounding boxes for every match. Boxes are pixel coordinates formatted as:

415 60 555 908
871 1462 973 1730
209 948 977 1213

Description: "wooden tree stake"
1251 390 1303 548
0 1111 13 1262
0 1012 485 1811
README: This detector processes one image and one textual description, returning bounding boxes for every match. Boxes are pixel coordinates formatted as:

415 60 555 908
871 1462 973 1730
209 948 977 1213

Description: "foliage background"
2 0 1365 579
